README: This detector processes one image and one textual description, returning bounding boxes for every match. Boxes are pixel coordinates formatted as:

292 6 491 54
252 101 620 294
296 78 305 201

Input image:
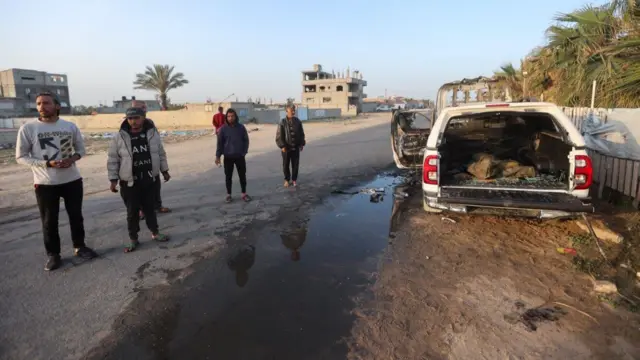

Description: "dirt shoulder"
348 194 640 360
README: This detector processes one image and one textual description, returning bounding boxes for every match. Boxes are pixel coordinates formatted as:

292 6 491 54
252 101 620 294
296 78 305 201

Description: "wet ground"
84 172 414 360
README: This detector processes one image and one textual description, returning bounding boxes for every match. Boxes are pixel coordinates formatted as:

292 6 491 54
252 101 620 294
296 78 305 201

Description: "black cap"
125 107 146 117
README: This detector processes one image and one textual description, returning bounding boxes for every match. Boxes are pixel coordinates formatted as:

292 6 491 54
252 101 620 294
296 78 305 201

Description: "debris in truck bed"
466 153 536 180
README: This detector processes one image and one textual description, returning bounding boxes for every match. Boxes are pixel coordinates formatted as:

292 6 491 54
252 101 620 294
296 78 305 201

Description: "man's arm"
70 124 85 162
299 119 306 147
216 128 225 158
157 130 169 173
15 125 48 168
106 136 121 182
242 126 250 156
275 121 286 148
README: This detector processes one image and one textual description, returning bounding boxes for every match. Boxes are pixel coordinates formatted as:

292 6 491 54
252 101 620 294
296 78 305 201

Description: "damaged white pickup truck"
391 103 595 218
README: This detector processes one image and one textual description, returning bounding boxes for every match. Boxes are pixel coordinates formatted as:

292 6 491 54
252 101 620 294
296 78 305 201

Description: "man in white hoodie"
15 92 98 271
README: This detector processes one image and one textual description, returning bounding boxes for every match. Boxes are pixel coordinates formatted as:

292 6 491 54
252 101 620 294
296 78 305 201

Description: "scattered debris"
441 217 456 224
370 193 383 203
557 247 577 255
504 302 568 332
393 191 409 199
581 214 609 262
331 190 359 195
553 301 598 324
575 218 623 244
593 280 618 294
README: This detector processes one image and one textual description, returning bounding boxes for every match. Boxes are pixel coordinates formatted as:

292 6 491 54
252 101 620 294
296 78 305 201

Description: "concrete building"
301 64 367 116
111 96 162 112
0 68 71 115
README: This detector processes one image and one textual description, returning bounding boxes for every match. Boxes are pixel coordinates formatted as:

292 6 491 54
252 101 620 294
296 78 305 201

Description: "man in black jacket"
275 104 306 187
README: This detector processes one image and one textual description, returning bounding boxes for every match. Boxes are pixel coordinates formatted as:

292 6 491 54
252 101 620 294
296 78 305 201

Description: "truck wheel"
423 197 443 213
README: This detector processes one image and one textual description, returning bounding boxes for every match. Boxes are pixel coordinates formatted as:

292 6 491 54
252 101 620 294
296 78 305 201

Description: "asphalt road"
0 114 392 360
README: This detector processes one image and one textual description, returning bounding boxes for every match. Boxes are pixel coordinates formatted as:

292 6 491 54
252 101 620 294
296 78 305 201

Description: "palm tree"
496 0 640 108
493 63 523 99
133 65 188 110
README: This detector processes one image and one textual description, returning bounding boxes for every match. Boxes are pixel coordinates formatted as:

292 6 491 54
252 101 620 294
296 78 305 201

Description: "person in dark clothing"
275 104 306 187
108 107 171 252
215 108 252 203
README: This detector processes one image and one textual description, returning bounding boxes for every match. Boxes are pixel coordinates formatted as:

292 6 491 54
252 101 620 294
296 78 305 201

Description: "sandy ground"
0 113 392 360
347 193 640 360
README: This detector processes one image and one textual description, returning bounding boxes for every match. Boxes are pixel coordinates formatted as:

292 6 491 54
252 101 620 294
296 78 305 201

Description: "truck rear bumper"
425 188 594 218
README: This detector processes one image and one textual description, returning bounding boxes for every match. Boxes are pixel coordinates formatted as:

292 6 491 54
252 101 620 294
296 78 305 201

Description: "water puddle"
163 172 415 359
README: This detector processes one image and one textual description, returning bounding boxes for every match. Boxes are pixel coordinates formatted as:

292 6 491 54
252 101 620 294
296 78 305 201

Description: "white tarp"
581 109 640 160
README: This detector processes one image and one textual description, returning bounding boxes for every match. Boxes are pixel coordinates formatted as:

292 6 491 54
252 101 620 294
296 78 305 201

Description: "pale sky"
0 0 607 106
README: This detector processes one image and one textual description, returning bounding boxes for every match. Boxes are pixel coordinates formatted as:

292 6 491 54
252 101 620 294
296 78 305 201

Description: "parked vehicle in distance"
376 105 391 112
390 102 594 218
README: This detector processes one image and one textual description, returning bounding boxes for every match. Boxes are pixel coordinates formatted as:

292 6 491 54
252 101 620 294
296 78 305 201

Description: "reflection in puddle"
281 226 308 262
168 172 417 359
227 245 256 287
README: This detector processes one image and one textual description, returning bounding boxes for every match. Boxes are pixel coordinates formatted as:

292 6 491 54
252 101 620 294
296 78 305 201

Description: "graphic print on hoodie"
16 118 86 185
130 132 154 183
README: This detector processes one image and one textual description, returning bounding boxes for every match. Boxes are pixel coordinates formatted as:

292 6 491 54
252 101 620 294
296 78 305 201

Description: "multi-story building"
0 68 71 116
301 64 367 115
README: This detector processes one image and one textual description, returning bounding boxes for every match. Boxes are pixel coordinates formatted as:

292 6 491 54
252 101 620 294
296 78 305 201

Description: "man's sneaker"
292 181 297 187
45 255 62 271
284 180 290 187
74 246 98 260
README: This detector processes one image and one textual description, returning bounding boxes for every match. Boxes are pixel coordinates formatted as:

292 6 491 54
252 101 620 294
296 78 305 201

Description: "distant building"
301 64 367 116
0 68 71 116
112 96 162 112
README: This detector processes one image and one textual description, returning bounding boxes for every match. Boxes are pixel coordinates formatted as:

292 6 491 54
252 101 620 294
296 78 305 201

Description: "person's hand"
281 148 287 153
300 146 304 152
58 158 75 168
215 157 221 166
162 171 171 182
109 181 118 193
48 160 62 168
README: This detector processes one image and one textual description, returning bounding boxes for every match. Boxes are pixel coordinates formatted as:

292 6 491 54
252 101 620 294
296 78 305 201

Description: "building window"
56 89 66 96
50 75 65 83
305 98 314 103
336 85 344 92
21 76 36 81
319 86 326 92
322 97 331 103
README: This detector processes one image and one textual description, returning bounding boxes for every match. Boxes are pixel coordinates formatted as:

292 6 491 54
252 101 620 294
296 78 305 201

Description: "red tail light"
423 155 438 185
574 155 593 190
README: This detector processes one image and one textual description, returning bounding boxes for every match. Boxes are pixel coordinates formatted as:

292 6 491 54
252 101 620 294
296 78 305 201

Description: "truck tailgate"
438 188 594 213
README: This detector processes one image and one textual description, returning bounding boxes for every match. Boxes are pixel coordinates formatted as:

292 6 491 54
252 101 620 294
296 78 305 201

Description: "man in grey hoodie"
15 92 98 271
